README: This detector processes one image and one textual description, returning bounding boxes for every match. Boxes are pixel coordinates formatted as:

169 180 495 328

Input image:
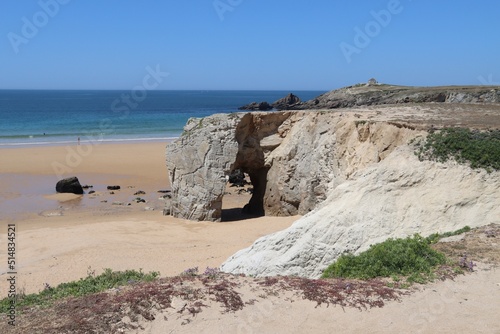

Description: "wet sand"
0 142 298 297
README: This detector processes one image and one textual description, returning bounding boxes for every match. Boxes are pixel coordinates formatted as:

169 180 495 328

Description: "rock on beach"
55 177 84 195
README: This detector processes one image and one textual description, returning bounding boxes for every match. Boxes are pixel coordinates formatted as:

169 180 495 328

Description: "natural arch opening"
221 112 291 221
221 167 267 221
221 113 271 220
241 167 268 216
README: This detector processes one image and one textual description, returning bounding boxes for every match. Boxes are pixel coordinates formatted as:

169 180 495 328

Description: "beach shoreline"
0 141 298 298
0 136 179 149
1 135 499 334
0 141 172 220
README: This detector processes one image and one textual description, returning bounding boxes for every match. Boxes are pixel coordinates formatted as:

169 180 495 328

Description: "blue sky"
1 0 499 90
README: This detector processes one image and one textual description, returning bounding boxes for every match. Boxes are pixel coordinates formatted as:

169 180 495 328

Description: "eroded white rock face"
166 114 241 221
221 146 500 278
166 111 420 221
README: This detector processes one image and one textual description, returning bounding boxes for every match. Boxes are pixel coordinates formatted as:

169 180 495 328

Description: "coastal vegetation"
415 128 500 171
321 227 472 285
0 268 159 313
1 225 495 333
0 229 471 313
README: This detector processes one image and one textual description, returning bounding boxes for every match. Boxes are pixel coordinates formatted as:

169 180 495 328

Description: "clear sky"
1 0 499 90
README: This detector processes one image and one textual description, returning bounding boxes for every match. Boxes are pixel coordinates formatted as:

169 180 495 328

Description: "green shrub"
0 268 159 313
425 225 471 244
321 235 446 283
415 128 500 171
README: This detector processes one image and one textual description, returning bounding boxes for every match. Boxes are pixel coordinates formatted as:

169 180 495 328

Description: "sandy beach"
0 142 171 221
1 141 499 333
0 142 298 296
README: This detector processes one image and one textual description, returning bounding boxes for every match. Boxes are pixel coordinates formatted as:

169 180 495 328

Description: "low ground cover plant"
415 128 500 171
0 225 488 333
322 227 472 284
0 268 159 313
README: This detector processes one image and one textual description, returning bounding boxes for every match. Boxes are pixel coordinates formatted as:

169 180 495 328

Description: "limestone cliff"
221 146 500 277
166 110 419 221
166 100 500 278
166 114 240 221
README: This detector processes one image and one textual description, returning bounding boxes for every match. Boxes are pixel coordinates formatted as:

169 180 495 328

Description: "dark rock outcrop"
238 101 273 111
272 93 301 110
56 177 84 195
238 94 302 111
228 169 247 187
107 185 121 190
238 85 500 112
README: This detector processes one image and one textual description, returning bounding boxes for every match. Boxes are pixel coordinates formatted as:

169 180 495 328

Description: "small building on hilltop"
367 78 378 86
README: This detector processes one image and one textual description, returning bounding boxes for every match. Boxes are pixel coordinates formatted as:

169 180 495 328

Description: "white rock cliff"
166 111 418 221
165 104 500 278
221 146 500 278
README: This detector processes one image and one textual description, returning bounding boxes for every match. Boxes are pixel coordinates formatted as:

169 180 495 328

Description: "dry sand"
0 142 297 297
0 142 499 333
135 265 500 334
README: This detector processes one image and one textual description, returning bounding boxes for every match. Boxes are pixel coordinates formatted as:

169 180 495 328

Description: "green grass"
322 235 447 284
425 225 471 244
415 128 500 171
0 268 159 313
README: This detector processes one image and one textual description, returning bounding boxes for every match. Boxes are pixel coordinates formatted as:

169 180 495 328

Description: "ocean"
0 90 326 147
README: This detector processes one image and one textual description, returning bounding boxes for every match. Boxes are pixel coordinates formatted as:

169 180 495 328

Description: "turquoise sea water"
0 90 325 147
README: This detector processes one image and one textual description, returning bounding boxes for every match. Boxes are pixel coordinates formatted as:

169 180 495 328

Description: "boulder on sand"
55 177 84 195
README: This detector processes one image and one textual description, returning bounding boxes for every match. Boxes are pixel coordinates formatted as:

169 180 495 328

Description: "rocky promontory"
298 84 500 109
238 93 301 111
166 84 500 278
239 84 500 111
